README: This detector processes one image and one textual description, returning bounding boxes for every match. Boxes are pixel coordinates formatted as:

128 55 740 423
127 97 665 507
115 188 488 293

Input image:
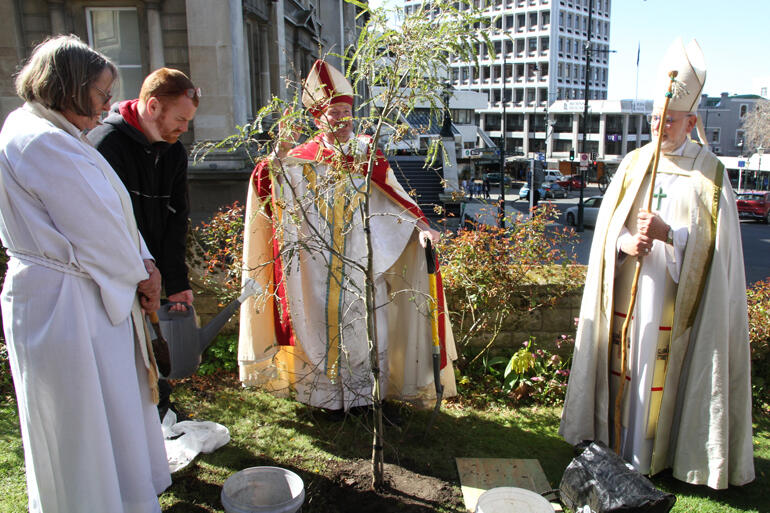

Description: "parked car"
565 196 603 227
519 181 567 200
736 191 770 223
482 172 512 186
557 174 586 190
543 182 568 199
518 183 544 200
543 169 565 183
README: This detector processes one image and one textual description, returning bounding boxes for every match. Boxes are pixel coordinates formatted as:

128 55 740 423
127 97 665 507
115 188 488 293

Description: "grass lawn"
1 372 768 512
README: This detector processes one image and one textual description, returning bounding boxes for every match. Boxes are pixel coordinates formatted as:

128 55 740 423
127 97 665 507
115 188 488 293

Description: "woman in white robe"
0 36 171 513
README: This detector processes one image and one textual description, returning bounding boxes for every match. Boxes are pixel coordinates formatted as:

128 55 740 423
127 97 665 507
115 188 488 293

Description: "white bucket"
475 487 555 513
221 466 305 513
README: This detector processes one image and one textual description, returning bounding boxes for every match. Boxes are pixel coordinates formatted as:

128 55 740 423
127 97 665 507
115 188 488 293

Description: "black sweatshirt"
88 102 191 296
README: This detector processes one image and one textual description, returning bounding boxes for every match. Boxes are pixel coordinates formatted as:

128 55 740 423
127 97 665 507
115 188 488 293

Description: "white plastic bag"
161 411 230 473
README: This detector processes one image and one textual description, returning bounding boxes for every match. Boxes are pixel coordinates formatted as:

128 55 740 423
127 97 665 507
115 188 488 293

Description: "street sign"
537 152 545 162
738 160 746 168
579 152 589 168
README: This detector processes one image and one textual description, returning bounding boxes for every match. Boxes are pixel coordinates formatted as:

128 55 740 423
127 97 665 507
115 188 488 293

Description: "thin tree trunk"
364 93 393 490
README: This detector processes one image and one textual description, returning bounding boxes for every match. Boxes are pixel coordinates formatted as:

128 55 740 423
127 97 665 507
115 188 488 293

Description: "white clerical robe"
0 104 171 513
238 135 457 410
610 158 689 473
560 139 754 489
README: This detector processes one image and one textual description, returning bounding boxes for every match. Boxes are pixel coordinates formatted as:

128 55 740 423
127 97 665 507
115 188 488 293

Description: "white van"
543 170 565 183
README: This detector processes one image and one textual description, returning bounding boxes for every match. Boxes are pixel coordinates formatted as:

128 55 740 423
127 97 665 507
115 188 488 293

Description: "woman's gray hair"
15 35 117 117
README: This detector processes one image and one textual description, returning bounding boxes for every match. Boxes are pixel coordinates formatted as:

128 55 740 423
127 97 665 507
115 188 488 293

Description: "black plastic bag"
559 441 676 513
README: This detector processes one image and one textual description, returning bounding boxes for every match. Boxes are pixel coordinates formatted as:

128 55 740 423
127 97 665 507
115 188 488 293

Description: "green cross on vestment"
653 186 667 210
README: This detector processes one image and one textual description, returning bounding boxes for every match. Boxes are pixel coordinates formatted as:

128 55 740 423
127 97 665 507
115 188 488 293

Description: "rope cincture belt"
6 248 91 279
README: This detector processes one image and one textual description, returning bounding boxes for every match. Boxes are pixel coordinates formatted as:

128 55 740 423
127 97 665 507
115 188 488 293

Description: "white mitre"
302 59 354 117
653 37 707 112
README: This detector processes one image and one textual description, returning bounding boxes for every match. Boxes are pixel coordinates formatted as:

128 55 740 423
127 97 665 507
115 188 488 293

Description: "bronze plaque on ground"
455 458 561 512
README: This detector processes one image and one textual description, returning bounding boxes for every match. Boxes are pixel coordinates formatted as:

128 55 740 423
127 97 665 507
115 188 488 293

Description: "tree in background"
742 99 770 152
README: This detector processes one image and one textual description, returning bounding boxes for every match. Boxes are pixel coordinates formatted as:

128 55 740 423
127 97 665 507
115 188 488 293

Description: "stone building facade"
0 0 361 142
0 0 361 224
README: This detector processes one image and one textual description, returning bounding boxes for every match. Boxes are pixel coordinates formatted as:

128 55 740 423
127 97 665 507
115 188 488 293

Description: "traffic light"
569 149 575 161
590 151 597 161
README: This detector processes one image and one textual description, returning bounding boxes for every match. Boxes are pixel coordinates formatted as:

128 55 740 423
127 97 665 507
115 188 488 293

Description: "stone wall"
490 290 582 355
192 277 586 351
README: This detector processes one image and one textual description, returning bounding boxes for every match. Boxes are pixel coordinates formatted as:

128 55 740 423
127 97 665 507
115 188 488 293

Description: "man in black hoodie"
89 68 199 418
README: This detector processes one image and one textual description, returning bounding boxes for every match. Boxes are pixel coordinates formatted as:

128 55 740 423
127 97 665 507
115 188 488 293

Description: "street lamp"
577 0 596 232
498 44 508 228
758 145 765 190
529 64 539 213
577 0 614 231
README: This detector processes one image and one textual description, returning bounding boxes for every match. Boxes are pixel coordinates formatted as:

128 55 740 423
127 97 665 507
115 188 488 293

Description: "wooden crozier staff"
613 70 683 454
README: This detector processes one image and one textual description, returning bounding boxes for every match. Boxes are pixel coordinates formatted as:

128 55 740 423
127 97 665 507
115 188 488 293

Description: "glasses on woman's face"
93 85 113 105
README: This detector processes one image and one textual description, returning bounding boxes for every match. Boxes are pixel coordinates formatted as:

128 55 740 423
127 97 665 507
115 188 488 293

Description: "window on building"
86 7 143 102
529 63 538 80
517 14 526 31
528 38 537 54
529 12 538 30
736 130 745 149
455 109 472 124
711 128 720 144
542 12 550 28
739 104 748 118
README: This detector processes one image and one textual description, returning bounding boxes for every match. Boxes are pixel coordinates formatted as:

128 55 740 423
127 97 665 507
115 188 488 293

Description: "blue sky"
367 0 770 100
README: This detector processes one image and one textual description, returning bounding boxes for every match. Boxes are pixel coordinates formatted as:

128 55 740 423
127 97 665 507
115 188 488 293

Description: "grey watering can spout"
150 278 261 380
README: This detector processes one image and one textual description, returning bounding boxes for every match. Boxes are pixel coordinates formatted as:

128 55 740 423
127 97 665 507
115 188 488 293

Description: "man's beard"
157 112 182 143
160 131 181 143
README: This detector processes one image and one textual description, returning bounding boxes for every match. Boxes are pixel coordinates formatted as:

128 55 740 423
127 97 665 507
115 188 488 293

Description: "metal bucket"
475 487 555 513
221 466 305 513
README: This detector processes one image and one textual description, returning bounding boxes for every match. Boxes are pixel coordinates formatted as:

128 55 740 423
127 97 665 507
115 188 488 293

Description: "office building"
403 0 612 158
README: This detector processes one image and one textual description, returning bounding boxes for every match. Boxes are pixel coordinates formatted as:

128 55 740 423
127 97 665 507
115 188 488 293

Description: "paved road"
462 184 770 286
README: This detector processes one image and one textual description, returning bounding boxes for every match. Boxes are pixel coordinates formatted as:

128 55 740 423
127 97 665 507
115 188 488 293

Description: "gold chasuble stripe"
302 163 364 382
